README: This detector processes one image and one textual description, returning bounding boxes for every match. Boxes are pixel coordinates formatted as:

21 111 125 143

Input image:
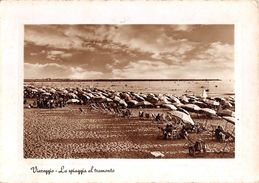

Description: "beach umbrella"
200 108 216 115
173 102 184 108
62 90 69 94
167 111 194 125
127 99 138 106
86 93 94 98
136 95 145 101
221 100 233 108
222 116 235 125
193 101 208 108
113 96 121 102
30 89 38 93
181 104 201 112
38 89 46 93
169 96 181 104
119 100 128 107
162 104 177 110
215 97 226 102
49 88 56 93
68 93 78 99
135 101 153 107
154 100 171 106
180 95 189 103
66 99 80 104
82 94 90 100
42 92 52 96
105 98 113 102
176 108 190 115
217 109 235 117
93 95 106 101
147 96 159 104
204 99 220 106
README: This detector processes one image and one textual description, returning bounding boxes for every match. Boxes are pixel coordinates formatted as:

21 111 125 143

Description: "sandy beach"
24 104 235 159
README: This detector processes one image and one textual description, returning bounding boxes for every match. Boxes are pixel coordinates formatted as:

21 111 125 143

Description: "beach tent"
167 111 194 125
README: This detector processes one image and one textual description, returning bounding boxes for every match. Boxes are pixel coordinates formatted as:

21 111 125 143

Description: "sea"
25 79 235 97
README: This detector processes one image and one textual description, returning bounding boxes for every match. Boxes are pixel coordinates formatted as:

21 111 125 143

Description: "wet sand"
24 105 234 159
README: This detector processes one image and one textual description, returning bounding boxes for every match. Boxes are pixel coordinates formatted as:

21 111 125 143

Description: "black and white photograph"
1 1 258 182
24 24 235 159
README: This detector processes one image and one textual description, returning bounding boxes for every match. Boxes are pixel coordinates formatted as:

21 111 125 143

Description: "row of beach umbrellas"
24 85 235 125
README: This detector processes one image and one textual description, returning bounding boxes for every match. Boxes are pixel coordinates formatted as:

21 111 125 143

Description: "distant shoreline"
24 79 222 82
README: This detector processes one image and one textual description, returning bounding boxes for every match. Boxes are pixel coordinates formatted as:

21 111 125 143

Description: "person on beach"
155 113 161 122
215 125 224 141
139 110 144 118
163 122 173 139
179 126 189 139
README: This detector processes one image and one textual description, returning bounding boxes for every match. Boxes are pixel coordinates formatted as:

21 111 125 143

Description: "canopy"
167 111 194 125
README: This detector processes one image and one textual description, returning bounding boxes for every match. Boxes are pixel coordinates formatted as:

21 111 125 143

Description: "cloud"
25 25 197 58
24 26 95 51
24 63 104 79
112 57 234 79
194 42 233 68
24 25 234 79
46 50 73 61
172 25 195 32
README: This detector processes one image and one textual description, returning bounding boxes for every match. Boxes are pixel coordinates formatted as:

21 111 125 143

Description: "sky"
24 25 234 79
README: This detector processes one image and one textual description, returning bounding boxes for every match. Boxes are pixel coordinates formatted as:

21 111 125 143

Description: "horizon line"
24 78 223 82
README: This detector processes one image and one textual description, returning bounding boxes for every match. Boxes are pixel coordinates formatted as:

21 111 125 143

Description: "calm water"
26 80 234 97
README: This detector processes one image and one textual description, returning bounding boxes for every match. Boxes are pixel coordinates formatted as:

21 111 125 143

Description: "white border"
0 1 259 182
